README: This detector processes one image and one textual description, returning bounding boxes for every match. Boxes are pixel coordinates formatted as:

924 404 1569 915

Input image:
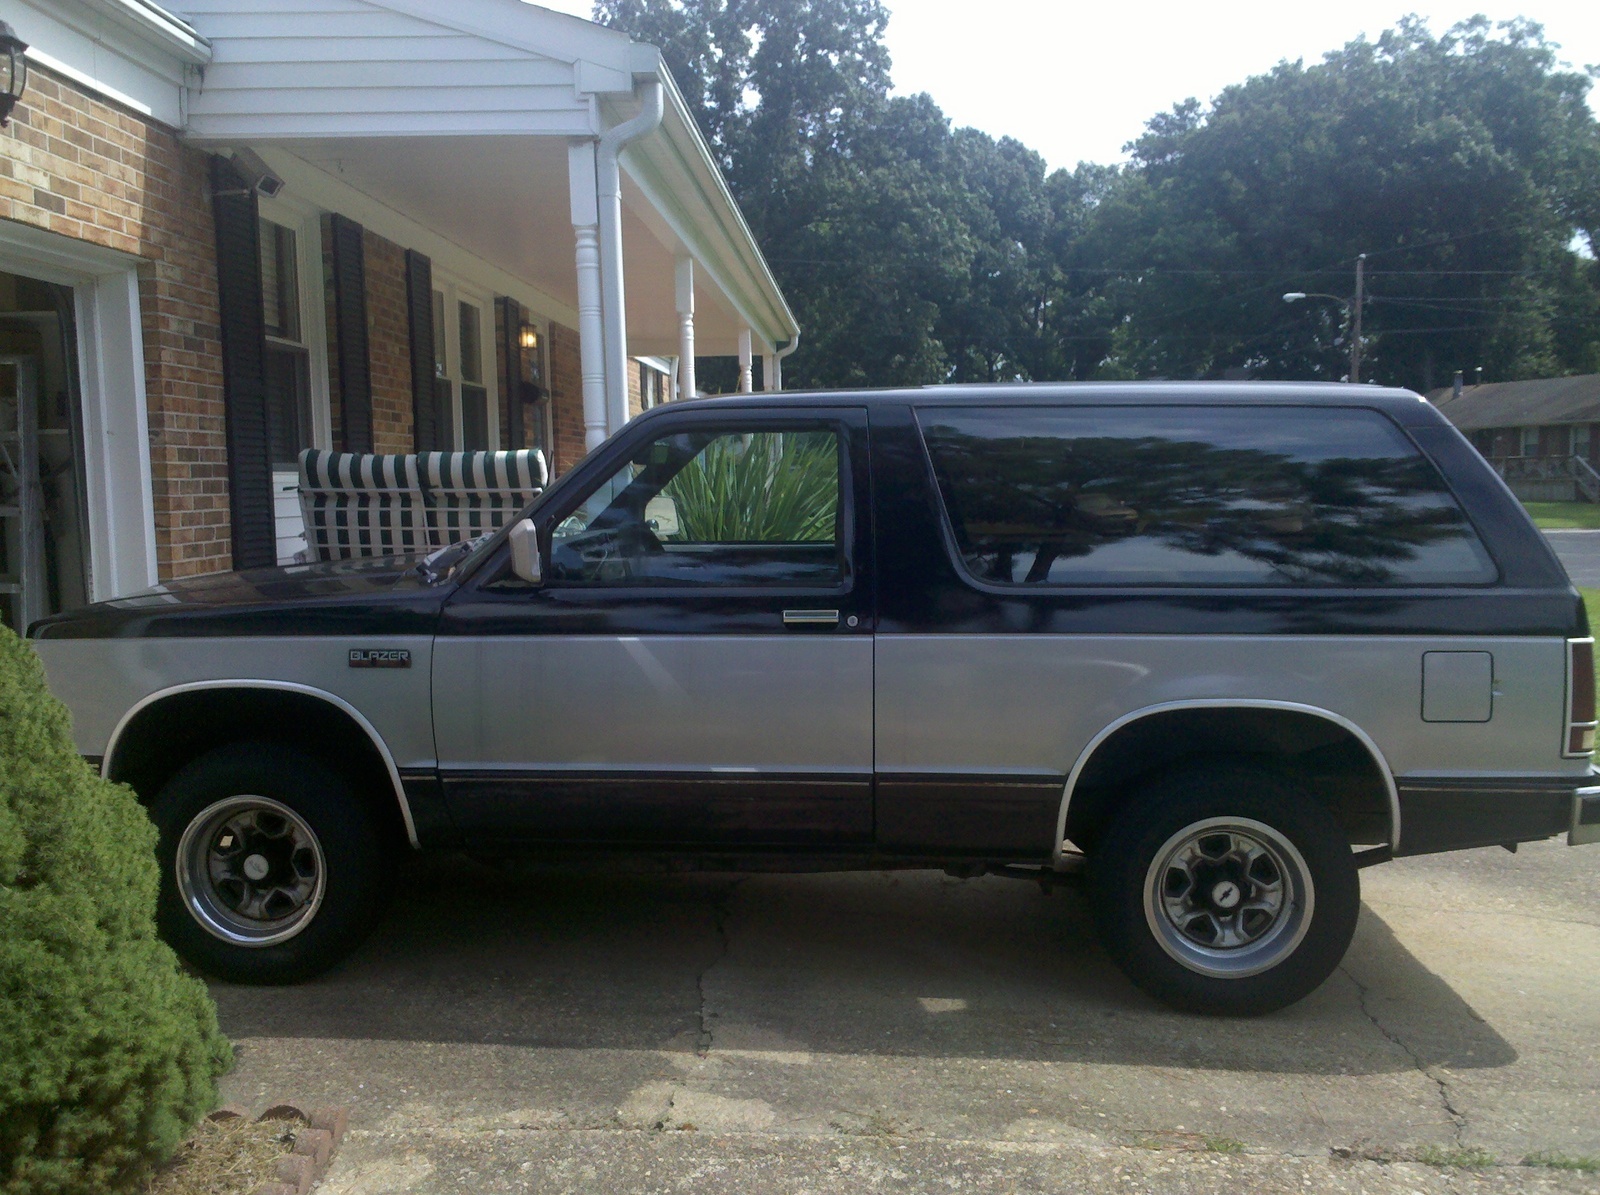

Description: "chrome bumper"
1572 785 1600 846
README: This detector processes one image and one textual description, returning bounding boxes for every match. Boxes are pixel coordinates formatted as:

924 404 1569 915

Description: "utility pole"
1350 253 1366 384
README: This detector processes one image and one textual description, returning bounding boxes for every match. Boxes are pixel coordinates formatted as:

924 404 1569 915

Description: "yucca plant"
664 431 838 542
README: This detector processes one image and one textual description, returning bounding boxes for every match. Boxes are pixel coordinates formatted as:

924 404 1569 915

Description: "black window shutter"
329 213 373 453
209 155 276 571
405 250 436 452
497 296 523 450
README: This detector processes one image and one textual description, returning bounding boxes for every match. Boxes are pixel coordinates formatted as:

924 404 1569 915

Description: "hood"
30 554 449 639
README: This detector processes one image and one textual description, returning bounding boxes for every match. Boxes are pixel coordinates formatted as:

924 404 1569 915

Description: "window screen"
918 406 1496 587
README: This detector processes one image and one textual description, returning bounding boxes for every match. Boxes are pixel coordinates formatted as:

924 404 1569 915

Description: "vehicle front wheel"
1089 763 1360 1016
151 742 386 983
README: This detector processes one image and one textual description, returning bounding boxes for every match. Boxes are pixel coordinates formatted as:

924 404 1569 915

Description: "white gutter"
87 0 213 65
596 80 664 435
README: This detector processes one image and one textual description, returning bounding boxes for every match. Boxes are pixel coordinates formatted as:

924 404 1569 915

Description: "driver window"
548 427 845 587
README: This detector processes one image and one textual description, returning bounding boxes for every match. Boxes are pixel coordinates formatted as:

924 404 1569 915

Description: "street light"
1283 254 1367 382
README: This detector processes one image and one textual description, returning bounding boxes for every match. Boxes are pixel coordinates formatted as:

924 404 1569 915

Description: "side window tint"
548 427 844 587
918 406 1496 587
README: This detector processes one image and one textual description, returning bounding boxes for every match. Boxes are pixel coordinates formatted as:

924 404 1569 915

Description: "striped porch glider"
421 449 548 548
297 448 546 562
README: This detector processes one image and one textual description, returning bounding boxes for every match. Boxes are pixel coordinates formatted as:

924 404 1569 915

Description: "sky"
536 0 1600 172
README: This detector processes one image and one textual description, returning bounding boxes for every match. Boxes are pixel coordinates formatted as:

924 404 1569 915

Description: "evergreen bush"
0 624 232 1195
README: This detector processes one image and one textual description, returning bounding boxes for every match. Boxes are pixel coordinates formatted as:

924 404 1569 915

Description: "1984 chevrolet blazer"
30 382 1600 1014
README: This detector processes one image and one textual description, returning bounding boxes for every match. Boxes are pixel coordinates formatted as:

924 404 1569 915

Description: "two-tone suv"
30 383 1600 1014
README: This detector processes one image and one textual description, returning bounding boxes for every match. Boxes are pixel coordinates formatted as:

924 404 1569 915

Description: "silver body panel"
431 634 872 773
34 636 438 770
875 633 1588 837
34 628 1586 856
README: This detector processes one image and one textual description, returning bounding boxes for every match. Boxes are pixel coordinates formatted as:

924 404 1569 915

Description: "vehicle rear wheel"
151 742 386 983
1089 762 1359 1016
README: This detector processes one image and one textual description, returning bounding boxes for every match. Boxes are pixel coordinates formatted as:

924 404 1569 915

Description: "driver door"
431 407 874 849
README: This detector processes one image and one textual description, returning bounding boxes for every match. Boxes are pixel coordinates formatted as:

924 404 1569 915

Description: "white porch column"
762 352 778 392
569 141 608 452
738 328 753 394
675 256 696 401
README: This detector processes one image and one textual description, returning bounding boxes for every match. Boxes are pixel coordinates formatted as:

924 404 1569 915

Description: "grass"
143 1118 294 1195
1582 588 1600 639
1523 1151 1600 1172
1523 501 1600 530
1413 1144 1498 1169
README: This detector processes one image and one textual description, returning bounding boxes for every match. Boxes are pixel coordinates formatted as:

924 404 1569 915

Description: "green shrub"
664 430 839 543
0 625 232 1195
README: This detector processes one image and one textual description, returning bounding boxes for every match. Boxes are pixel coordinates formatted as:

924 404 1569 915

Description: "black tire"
150 741 387 984
1089 761 1360 1016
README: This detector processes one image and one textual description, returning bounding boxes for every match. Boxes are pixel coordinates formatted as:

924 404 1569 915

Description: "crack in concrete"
1340 965 1468 1146
697 880 742 1057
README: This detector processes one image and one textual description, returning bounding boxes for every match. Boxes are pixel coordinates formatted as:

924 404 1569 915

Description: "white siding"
178 0 597 140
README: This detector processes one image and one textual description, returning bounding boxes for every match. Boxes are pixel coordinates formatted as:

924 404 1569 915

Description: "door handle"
783 608 840 626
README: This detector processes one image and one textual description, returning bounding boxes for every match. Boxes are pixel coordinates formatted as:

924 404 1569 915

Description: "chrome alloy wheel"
175 796 326 947
1142 816 1314 978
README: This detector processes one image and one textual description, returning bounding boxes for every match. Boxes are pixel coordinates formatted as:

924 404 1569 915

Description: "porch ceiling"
277 135 754 357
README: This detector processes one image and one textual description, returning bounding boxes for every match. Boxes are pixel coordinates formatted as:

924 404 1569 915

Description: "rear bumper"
1573 785 1600 846
1395 776 1585 855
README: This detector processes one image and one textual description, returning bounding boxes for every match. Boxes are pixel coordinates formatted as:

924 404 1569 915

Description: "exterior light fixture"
0 22 29 128
518 323 540 353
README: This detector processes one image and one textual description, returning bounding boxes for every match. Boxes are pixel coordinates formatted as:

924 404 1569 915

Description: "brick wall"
547 320 584 476
2 64 231 579
363 228 412 454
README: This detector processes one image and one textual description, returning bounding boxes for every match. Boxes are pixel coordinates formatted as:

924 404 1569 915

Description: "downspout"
771 331 800 391
596 81 664 435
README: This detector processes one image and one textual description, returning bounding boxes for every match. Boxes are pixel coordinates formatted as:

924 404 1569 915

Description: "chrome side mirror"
508 518 542 584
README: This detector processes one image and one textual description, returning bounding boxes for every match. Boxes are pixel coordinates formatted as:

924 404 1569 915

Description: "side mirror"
508 518 542 584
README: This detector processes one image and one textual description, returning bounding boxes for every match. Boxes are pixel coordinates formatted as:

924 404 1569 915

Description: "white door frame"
0 221 159 601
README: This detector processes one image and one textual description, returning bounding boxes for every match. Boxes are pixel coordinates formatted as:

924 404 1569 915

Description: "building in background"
0 0 797 630
1430 374 1600 503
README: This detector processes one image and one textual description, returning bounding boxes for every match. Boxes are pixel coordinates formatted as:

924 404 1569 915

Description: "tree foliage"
596 3 1600 391
0 626 232 1195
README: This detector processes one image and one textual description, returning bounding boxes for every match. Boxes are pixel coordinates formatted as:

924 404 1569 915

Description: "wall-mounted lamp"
0 23 29 128
519 323 540 353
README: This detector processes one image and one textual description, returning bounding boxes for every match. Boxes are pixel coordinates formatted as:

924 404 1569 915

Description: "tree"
596 0 1044 388
1082 17 1600 388
597 6 1600 391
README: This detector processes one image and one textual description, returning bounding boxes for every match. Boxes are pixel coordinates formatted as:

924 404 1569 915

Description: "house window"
458 300 488 448
1521 427 1540 457
431 280 496 451
640 363 667 410
1573 425 1590 459
260 217 311 468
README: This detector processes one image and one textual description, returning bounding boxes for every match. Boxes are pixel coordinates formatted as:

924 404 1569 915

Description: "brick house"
0 0 798 631
1429 374 1600 502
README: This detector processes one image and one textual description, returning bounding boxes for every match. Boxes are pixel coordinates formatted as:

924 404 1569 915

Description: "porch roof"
171 0 798 356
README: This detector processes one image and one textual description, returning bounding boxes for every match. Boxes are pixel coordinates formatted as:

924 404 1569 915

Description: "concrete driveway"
1544 529 1600 587
210 837 1600 1193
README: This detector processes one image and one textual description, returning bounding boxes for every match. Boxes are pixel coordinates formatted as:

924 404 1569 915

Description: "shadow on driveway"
210 853 1514 1078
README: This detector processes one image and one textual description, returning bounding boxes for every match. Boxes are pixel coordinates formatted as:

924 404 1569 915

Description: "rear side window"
917 405 1496 587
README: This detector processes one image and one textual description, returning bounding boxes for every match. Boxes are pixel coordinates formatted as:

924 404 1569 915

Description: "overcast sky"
538 0 1600 172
